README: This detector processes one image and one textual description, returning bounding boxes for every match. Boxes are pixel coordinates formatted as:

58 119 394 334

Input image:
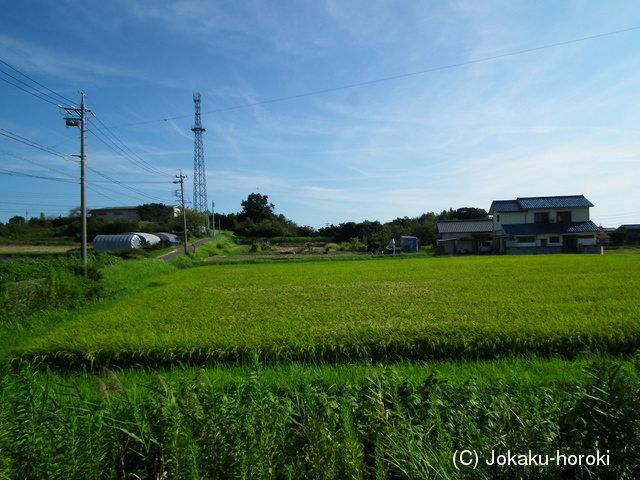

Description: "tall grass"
1 355 638 479
9 255 640 368
0 258 179 361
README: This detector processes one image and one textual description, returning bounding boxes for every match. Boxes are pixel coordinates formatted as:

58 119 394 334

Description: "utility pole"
174 170 188 255
59 92 93 266
211 200 216 236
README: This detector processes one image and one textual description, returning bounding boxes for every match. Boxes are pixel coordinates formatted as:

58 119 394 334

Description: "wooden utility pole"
59 92 93 266
174 170 188 255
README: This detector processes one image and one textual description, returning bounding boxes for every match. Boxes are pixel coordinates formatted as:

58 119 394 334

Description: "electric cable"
103 26 640 129
0 128 72 160
0 57 75 105
87 114 172 178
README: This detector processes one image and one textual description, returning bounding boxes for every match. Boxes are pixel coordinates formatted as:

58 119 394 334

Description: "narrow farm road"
157 237 217 261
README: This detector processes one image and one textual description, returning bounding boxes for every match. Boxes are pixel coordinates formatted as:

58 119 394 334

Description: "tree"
439 207 487 220
239 193 276 223
137 203 173 223
217 213 239 231
296 225 317 237
452 207 488 220
166 208 206 234
68 206 82 218
105 218 140 235
8 216 26 226
234 193 302 237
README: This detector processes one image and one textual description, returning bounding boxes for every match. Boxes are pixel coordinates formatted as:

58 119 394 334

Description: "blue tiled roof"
490 195 593 213
502 221 599 236
516 195 593 209
490 200 523 213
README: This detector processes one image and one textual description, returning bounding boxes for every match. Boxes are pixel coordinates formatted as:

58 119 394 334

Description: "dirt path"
157 238 217 261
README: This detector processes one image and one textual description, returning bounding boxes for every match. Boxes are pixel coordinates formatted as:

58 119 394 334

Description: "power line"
1 122 170 197
0 57 75 105
0 200 79 207
85 164 169 203
0 74 61 106
0 168 77 183
0 128 172 208
0 148 77 180
85 185 136 207
592 212 640 220
105 25 640 129
87 114 172 178
0 56 170 203
0 128 72 160
0 59 171 181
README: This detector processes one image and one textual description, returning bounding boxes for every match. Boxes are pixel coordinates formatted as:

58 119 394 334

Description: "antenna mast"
192 92 207 214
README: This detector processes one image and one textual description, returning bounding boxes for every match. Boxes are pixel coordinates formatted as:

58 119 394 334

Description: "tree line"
0 195 500 250
1 194 491 246
215 194 488 247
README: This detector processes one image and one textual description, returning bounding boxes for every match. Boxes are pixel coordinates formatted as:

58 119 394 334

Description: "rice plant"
8 255 640 369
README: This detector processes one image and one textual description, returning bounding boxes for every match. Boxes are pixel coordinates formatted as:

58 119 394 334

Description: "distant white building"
90 205 180 223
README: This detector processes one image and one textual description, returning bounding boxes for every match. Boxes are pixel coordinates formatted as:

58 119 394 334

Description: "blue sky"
1 1 640 229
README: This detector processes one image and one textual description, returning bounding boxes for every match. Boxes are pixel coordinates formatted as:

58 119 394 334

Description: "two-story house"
489 195 601 254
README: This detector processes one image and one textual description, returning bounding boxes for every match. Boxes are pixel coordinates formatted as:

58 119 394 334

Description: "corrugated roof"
516 195 593 209
502 221 599 236
437 219 493 234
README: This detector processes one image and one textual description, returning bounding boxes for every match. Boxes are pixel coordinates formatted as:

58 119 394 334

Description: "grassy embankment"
2 250 640 478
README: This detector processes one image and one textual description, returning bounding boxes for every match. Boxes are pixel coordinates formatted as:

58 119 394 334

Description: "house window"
549 236 560 243
496 214 500 222
557 211 572 222
517 236 536 243
114 211 123 216
534 212 549 223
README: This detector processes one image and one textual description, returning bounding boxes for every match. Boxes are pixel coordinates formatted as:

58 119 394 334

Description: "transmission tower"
192 92 207 213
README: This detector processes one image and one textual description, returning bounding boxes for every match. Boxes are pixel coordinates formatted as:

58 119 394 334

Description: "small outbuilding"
400 236 419 253
436 219 493 254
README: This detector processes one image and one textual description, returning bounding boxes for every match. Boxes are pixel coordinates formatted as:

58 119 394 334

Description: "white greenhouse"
92 234 142 252
130 232 161 247
156 232 181 246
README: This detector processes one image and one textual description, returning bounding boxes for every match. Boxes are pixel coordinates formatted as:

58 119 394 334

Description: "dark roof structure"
437 219 493 234
490 200 523 213
490 195 593 214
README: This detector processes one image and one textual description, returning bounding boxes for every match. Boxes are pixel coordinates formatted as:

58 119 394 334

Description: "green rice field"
3 253 640 479
8 254 640 368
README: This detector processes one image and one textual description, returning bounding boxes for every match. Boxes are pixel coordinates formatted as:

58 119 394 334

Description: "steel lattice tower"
192 92 207 213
